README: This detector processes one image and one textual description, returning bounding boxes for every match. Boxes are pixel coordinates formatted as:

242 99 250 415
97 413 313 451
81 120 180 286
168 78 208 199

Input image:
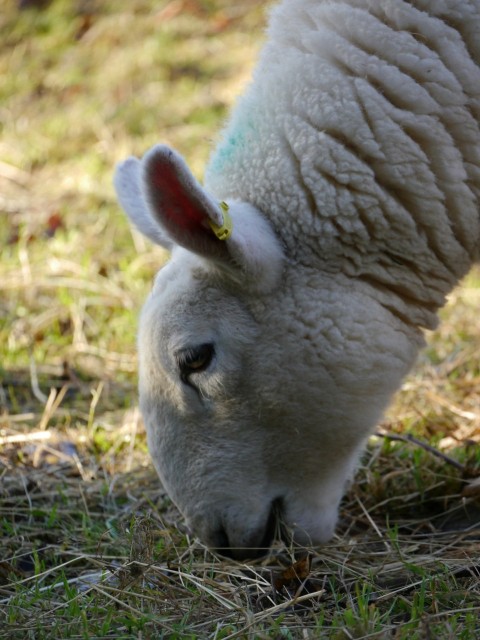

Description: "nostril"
261 496 283 550
211 529 267 562
212 525 267 561
211 527 235 559
211 498 284 561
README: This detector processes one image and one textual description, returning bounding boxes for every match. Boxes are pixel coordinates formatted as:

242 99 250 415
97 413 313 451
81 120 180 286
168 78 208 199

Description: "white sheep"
114 0 480 560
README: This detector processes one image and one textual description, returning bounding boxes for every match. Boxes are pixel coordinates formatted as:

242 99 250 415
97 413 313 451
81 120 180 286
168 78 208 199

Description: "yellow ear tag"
209 201 233 241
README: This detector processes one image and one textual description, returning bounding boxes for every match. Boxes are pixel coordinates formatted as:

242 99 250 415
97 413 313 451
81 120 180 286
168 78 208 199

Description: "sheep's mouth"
248 496 286 559
264 496 286 549
213 496 285 561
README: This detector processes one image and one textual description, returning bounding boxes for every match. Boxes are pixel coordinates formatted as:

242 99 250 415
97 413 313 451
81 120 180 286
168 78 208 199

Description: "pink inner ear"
147 151 211 235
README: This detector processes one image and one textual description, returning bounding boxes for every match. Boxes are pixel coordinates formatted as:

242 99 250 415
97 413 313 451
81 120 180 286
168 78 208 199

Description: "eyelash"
176 343 215 385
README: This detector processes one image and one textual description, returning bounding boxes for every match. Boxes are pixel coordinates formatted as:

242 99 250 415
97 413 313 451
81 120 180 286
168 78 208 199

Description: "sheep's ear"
114 156 172 249
140 144 229 260
116 144 284 292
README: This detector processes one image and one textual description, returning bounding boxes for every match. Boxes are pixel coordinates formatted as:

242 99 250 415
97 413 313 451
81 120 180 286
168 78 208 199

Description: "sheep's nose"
210 498 282 561
211 527 268 561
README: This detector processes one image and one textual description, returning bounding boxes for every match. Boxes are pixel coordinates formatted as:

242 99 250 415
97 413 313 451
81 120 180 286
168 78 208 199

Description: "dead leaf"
273 554 311 591
45 212 63 237
462 476 480 498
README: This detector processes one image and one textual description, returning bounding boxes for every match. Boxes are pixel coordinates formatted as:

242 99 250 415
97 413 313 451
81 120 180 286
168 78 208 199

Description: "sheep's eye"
177 343 214 383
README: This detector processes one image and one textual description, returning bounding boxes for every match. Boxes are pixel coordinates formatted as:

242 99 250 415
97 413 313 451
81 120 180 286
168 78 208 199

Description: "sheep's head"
114 145 418 559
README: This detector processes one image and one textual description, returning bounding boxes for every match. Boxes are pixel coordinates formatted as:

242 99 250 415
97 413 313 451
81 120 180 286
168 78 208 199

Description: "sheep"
114 0 480 560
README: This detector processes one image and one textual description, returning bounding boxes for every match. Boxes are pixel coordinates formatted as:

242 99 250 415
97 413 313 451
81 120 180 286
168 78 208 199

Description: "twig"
38 385 69 432
29 356 48 403
0 430 51 445
375 430 466 472
354 495 391 549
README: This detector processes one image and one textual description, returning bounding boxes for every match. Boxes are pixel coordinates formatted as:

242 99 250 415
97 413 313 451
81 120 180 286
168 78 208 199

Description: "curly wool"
205 0 480 330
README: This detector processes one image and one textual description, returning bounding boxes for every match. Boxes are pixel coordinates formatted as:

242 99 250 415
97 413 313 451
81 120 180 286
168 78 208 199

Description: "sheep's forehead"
152 248 206 297
146 252 256 352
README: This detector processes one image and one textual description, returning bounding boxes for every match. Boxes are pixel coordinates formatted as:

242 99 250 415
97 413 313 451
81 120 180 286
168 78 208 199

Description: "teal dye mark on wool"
209 128 245 175
208 102 258 177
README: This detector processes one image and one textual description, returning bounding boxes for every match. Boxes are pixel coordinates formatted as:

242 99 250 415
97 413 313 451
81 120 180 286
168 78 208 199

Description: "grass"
1 0 479 638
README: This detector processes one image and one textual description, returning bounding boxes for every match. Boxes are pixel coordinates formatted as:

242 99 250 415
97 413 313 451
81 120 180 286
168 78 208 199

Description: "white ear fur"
114 156 172 249
226 201 284 293
115 146 284 293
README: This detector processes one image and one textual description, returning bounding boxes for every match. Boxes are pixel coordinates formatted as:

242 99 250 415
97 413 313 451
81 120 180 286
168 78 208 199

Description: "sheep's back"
205 0 480 329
